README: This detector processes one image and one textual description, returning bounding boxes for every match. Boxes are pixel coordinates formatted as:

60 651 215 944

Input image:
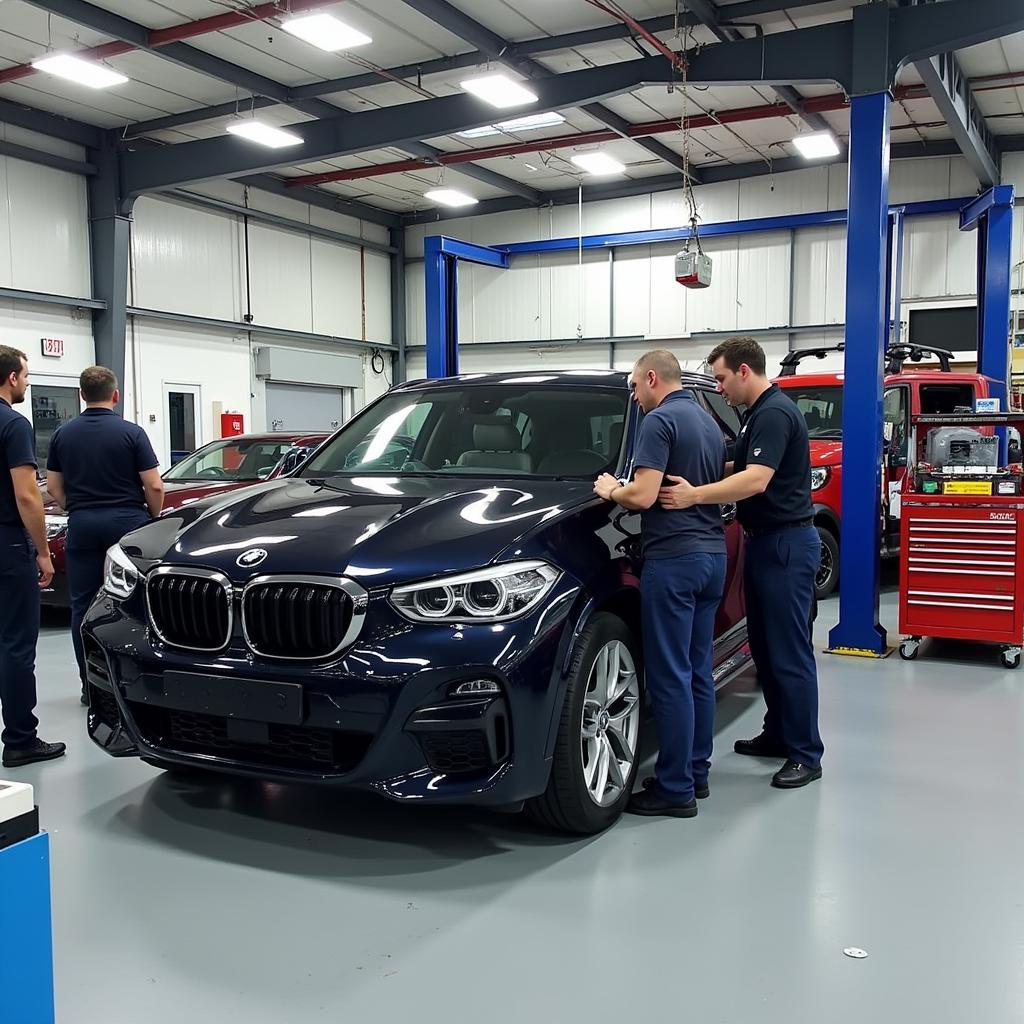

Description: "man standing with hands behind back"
47 366 164 705
659 337 824 789
0 345 65 768
594 350 727 819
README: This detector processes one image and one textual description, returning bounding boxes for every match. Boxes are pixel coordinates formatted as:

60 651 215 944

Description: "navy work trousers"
641 551 727 803
0 526 40 749
744 525 824 768
67 507 149 685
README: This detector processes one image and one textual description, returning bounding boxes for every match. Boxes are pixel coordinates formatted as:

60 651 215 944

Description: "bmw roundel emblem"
236 547 269 568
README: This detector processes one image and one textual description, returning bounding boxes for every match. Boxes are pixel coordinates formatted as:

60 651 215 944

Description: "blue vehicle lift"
425 183 1016 658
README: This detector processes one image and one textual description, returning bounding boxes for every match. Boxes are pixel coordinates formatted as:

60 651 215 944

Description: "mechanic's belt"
743 518 814 539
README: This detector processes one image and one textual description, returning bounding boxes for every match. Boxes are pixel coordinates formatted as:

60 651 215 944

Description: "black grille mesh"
243 581 352 659
148 573 230 651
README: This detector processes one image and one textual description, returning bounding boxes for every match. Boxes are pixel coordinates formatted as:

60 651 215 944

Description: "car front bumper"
82 580 582 806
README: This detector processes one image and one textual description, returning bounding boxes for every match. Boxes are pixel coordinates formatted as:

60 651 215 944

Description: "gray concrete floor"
16 581 1024 1023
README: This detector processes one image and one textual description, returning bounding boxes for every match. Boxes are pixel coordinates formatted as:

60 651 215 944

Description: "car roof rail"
777 343 846 376
886 344 953 374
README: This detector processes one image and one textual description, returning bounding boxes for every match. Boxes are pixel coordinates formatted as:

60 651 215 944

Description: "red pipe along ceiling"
0 0 329 85
286 84 935 187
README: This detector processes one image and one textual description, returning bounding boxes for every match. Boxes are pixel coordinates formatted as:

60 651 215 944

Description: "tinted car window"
784 385 844 438
702 390 742 439
163 438 294 482
301 385 629 479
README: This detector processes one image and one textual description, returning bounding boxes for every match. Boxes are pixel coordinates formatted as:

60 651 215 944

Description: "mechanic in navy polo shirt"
46 366 164 704
595 349 727 819
659 337 824 790
0 345 65 768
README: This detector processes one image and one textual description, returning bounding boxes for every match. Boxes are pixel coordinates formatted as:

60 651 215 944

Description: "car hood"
123 475 598 587
809 439 843 467
163 479 259 508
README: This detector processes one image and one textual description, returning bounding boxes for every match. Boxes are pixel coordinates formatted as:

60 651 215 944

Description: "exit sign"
40 338 64 358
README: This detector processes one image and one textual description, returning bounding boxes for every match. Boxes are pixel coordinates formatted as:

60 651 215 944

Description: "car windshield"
163 438 296 483
786 386 844 438
300 383 629 479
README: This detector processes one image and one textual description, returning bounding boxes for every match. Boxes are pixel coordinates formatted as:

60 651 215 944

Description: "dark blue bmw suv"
82 370 750 834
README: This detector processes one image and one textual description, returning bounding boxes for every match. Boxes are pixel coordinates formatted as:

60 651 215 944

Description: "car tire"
526 612 643 835
815 525 839 600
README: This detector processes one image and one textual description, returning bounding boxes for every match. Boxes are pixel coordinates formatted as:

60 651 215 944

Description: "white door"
266 383 347 433
163 383 202 467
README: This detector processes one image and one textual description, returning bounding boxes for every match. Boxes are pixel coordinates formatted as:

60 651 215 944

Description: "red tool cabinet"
898 411 1024 668
898 495 1024 667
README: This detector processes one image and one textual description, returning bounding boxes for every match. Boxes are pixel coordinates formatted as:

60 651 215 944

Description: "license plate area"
162 671 303 725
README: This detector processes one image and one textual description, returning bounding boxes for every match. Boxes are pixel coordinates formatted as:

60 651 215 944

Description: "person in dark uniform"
46 366 164 704
0 346 65 768
658 337 824 789
594 349 727 818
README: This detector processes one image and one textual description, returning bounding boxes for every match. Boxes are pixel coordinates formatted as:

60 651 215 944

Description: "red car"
41 431 327 608
775 343 998 598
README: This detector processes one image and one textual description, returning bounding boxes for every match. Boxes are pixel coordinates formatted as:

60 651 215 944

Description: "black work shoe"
734 734 789 758
627 789 698 818
771 760 822 789
2 739 67 768
642 776 709 799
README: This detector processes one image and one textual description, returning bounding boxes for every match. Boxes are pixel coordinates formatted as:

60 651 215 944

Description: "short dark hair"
707 337 767 376
634 348 682 384
0 346 27 385
80 365 118 403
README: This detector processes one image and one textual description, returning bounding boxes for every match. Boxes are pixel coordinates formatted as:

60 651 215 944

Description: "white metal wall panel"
6 160 90 296
738 167 830 219
648 242 689 338
406 263 426 345
580 194 652 236
0 299 94 376
308 206 362 239
132 198 243 320
736 232 791 331
310 238 362 339
792 225 847 326
686 236 740 335
612 247 652 338
945 216 979 297
903 214 952 299
248 222 313 332
473 260 543 342
363 250 392 345
1 123 86 163
0 156 12 289
826 164 849 210
890 158 956 204
543 249 611 341
652 181 740 228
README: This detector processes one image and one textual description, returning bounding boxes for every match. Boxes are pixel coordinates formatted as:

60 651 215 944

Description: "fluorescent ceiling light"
31 53 128 89
424 188 479 208
281 12 372 51
460 73 538 109
792 131 841 160
571 151 626 176
226 120 304 148
458 111 566 139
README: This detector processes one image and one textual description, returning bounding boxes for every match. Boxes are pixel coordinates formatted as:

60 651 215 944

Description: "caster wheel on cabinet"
899 640 920 661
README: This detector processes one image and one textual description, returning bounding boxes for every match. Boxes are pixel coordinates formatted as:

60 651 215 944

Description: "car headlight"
391 561 560 624
811 467 830 491
45 514 68 539
103 543 140 600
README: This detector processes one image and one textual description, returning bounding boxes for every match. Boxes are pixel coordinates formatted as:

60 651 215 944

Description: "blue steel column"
828 91 891 656
424 236 458 378
973 190 1015 407
87 134 133 415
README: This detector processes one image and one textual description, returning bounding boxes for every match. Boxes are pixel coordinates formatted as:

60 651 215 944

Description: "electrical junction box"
675 251 712 289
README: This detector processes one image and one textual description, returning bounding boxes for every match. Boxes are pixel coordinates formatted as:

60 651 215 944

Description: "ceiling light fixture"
31 53 128 89
226 120 304 148
571 151 626 176
458 111 566 139
792 131 841 160
424 188 479 208
281 12 372 51
460 73 538 109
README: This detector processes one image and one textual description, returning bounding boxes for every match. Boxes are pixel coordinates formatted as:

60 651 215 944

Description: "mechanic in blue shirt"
595 349 727 818
47 366 164 704
0 345 65 768
659 337 824 790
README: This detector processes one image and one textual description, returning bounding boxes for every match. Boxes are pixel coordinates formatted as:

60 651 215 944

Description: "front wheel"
815 525 839 600
526 613 643 834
